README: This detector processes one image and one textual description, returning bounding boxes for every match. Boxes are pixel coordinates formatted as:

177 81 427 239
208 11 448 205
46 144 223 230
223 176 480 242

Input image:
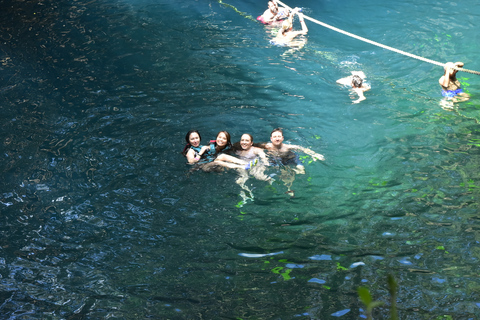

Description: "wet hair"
281 19 292 35
270 128 283 137
215 131 232 152
182 130 201 156
351 75 363 88
242 133 254 143
233 134 254 151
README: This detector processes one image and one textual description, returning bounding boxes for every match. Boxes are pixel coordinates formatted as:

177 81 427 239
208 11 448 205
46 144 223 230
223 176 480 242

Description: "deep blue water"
1 0 480 318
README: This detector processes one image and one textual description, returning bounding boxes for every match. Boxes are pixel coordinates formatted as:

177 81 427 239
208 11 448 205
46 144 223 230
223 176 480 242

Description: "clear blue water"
1 0 480 318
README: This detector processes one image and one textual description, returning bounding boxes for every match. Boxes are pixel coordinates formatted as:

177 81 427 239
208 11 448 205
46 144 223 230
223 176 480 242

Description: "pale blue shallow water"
1 0 480 318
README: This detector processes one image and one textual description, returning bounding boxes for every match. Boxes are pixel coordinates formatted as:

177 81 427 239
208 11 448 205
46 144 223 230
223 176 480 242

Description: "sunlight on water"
1 0 480 318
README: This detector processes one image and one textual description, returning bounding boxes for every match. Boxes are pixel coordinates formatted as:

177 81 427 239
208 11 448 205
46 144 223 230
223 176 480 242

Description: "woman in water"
270 7 307 47
236 133 269 164
182 130 256 170
182 130 210 164
234 133 273 205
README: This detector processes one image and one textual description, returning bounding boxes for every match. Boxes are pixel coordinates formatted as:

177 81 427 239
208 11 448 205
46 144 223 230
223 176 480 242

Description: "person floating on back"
439 61 470 109
336 71 371 104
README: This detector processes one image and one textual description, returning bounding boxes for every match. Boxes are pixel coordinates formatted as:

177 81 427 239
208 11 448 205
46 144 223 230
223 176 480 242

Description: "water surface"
1 0 480 318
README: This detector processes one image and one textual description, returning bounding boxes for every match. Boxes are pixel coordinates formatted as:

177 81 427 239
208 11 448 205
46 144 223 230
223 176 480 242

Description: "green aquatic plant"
467 139 480 147
436 245 449 254
299 154 313 165
460 179 480 192
336 262 348 271
458 77 470 94
358 275 399 320
271 266 292 281
357 287 384 320
217 0 256 22
387 275 398 320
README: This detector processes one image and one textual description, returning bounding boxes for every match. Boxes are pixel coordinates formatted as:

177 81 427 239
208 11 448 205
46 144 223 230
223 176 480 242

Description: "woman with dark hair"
236 133 272 180
182 130 210 164
202 131 255 166
236 133 268 163
182 130 257 170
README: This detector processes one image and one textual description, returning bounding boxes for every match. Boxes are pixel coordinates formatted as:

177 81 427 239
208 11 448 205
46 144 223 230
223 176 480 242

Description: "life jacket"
190 145 203 157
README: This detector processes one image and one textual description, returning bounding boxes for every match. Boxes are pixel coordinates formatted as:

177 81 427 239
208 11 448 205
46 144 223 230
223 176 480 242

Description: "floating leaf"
336 262 348 271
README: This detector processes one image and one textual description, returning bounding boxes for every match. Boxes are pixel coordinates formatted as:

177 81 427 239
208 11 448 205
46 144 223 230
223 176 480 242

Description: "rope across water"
276 0 480 76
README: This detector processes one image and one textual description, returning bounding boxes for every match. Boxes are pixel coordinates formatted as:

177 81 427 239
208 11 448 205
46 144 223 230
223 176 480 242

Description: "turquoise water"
1 0 480 318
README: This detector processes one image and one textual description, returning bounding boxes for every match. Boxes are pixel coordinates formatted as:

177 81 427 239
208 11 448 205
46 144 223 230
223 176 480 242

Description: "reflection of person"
257 0 288 25
439 62 469 103
264 128 324 197
269 8 307 47
336 71 371 104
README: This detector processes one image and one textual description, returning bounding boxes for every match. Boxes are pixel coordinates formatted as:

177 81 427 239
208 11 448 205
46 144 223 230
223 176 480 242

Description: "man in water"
257 0 288 25
264 128 324 197
439 61 469 108
336 71 371 104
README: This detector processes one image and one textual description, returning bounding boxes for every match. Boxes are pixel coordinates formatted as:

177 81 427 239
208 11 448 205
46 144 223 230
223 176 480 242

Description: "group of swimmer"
182 2 473 202
183 128 324 200
258 1 371 103
258 0 471 106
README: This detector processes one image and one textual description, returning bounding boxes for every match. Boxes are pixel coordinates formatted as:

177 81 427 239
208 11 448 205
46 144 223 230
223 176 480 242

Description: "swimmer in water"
269 7 308 48
182 130 256 171
257 0 288 25
336 71 371 104
234 133 273 206
264 128 324 197
439 61 469 109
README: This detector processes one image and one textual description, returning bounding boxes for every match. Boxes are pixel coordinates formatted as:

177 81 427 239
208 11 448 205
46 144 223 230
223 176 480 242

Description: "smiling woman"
182 130 252 170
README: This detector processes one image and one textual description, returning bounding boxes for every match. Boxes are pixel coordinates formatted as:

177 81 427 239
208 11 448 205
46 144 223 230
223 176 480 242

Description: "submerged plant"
357 286 384 320
357 275 398 319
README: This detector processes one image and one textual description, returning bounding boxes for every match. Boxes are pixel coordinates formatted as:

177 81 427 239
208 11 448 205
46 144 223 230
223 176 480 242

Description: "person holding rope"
439 61 470 104
257 0 288 25
269 7 308 48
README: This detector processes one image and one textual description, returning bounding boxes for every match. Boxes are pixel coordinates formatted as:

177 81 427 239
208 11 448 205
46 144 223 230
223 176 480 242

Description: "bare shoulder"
284 143 299 151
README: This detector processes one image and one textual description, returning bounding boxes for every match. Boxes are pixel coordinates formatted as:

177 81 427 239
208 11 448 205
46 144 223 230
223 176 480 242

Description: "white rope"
276 0 480 76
